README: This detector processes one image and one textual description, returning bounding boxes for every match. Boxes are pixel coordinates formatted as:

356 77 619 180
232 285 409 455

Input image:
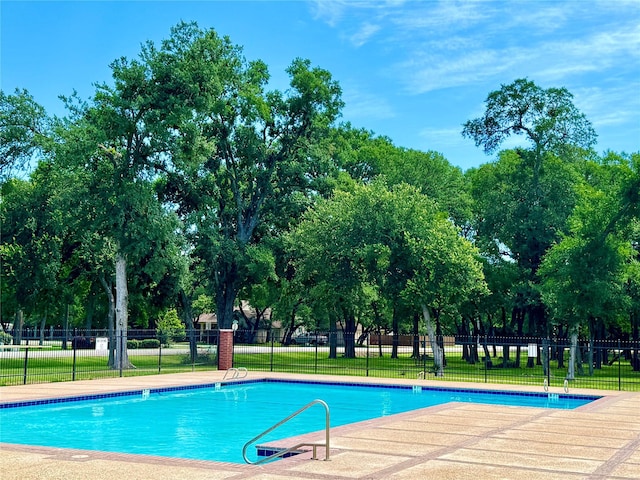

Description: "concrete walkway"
1 372 639 479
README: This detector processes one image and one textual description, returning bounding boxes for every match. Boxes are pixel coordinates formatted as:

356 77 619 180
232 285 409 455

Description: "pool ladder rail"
543 378 570 393
222 367 248 380
242 399 331 465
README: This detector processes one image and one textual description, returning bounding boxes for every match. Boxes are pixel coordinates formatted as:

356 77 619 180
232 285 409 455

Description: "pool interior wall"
0 379 601 464
0 377 601 409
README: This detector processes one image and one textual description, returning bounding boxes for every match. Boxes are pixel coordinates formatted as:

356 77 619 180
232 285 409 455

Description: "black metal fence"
1 329 639 392
0 329 218 386
234 333 640 392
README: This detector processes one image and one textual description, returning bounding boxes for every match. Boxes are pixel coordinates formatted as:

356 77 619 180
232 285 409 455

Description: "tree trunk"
180 289 198 362
588 319 595 377
412 312 420 358
541 337 549 376
343 312 357 358
456 317 470 362
434 310 446 367
215 261 239 330
99 273 116 367
555 324 565 368
115 251 132 369
422 304 444 376
577 340 584 376
526 307 536 368
513 307 524 367
566 328 578 380
39 312 47 346
632 311 639 372
281 298 302 346
85 295 94 330
329 317 337 359
391 306 399 359
62 304 70 350
14 310 24 345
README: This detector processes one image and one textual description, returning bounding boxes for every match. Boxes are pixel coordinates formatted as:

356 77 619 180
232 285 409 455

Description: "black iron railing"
1 329 639 391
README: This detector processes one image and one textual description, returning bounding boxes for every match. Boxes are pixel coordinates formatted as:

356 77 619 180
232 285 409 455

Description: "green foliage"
462 78 597 155
463 78 601 339
139 339 161 348
329 126 472 225
289 180 486 340
157 309 186 346
0 331 12 345
148 22 343 330
192 294 214 317
2 25 638 361
0 89 51 178
539 153 640 331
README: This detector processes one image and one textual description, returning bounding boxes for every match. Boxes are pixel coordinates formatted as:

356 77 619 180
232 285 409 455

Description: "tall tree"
539 152 640 377
289 181 486 363
52 40 181 368
155 23 343 335
0 89 51 179
329 126 471 226
463 79 597 349
0 162 74 339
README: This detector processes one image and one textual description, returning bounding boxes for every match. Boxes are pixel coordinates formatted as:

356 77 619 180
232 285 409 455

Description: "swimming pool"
0 379 598 464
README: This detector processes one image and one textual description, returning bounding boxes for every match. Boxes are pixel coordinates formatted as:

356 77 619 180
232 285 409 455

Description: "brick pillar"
218 329 234 370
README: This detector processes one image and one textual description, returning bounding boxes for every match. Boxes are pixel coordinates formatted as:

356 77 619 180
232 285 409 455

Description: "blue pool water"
0 379 597 464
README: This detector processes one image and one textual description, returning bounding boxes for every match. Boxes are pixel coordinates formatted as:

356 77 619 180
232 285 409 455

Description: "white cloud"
307 0 639 155
349 22 382 47
342 87 396 121
308 0 349 27
309 0 408 27
419 127 465 148
399 46 529 94
397 15 640 94
313 0 639 94
574 84 640 129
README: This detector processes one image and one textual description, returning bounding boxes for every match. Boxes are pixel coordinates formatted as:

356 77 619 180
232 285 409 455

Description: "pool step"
256 444 307 459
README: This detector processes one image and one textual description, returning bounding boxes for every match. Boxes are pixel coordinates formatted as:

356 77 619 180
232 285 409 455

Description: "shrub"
127 339 139 349
0 331 13 345
157 309 186 346
140 339 160 348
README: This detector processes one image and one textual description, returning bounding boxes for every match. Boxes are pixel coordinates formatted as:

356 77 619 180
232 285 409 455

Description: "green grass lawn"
0 350 217 385
1 344 638 391
232 348 640 391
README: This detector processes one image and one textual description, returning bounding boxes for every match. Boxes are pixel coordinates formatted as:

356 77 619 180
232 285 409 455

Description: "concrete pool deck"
1 372 639 480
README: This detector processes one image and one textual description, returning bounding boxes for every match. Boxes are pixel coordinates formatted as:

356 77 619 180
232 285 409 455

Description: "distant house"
195 301 278 343
195 313 217 332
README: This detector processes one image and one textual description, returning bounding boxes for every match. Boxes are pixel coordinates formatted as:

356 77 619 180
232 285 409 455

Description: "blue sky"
2 0 639 171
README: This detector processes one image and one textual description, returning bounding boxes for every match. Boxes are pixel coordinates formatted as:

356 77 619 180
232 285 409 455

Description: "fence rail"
1 330 639 391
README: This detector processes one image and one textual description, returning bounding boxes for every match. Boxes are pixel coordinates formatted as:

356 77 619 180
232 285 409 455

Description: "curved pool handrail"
242 399 330 465
222 367 248 380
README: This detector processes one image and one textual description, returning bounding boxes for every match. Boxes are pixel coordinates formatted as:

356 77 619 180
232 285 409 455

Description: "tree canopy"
1 27 638 378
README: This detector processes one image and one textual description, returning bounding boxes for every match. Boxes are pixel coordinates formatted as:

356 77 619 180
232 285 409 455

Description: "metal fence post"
545 337 550 389
365 333 369 377
158 342 162 373
484 335 488 383
22 347 29 385
314 339 318 374
270 334 274 372
618 339 622 391
119 332 124 378
72 328 78 381
422 335 427 380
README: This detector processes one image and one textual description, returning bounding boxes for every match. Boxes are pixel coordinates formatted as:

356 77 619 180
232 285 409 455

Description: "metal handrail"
242 399 330 464
222 367 248 380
